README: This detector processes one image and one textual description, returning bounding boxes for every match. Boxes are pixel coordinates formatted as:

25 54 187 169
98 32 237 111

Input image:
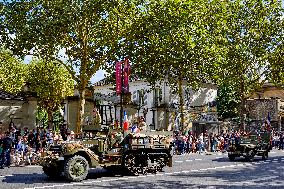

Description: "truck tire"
262 151 268 160
43 165 62 178
228 154 235 161
64 155 89 182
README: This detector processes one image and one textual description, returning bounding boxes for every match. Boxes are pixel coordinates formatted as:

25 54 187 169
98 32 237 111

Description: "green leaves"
26 59 74 113
0 49 26 93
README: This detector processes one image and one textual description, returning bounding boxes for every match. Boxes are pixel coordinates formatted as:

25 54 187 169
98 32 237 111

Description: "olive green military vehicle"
228 132 272 162
40 125 173 182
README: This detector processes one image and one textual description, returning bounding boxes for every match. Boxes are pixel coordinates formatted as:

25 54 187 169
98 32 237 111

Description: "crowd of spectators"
0 122 284 168
173 129 284 155
0 122 73 168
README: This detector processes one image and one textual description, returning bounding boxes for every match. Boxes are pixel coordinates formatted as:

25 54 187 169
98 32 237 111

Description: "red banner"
123 58 130 93
116 61 122 95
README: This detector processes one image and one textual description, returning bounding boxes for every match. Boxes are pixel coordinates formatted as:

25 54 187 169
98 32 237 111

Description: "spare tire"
64 155 89 182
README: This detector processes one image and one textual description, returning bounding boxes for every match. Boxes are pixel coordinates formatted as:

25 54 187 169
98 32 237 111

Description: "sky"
23 51 107 84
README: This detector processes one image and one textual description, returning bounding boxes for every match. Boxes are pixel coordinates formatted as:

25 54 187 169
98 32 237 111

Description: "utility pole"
120 63 124 134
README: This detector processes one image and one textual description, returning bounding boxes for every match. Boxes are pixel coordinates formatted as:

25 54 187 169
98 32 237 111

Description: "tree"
123 0 218 130
210 0 283 130
0 49 26 93
268 43 284 86
1 0 136 132
217 83 240 120
27 59 74 128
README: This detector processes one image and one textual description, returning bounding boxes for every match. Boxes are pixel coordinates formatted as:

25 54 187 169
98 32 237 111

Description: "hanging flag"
123 58 130 93
116 61 122 95
131 125 140 133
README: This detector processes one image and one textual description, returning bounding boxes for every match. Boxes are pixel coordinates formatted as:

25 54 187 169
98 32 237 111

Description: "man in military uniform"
138 116 149 131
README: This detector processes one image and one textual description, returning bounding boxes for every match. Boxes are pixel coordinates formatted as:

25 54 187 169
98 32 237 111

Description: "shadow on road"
2 167 133 184
1 155 284 189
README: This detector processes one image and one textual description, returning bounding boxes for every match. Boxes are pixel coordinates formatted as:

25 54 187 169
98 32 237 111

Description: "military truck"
40 125 173 182
228 132 272 162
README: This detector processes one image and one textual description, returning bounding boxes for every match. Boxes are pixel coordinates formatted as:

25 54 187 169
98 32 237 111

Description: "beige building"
63 94 96 132
0 89 37 132
247 83 284 131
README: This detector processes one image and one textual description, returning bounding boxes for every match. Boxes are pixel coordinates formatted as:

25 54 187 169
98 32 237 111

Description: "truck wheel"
228 155 235 161
43 165 62 178
64 155 89 182
262 152 268 160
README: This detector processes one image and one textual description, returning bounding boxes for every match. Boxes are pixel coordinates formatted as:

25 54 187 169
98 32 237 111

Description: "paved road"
0 149 283 189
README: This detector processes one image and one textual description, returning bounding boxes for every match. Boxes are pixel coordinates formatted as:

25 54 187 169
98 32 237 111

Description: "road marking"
175 161 183 163
215 166 224 169
215 157 222 159
207 167 216 170
173 171 181 174
182 170 190 173
228 165 236 168
0 174 13 178
165 172 173 175
138 175 147 178
186 160 193 162
237 164 244 166
195 159 202 161
273 159 278 160
156 173 163 176
109 178 119 181
147 174 155 177
118 177 129 180
191 169 199 172
82 181 94 184
200 168 208 171
26 165 42 168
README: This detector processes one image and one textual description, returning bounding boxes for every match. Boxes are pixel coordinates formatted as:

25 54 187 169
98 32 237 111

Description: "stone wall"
65 97 94 132
0 98 37 131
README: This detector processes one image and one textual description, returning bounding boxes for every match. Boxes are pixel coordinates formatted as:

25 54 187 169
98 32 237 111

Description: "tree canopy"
0 49 26 93
210 0 283 128
1 0 137 132
26 59 74 123
1 0 284 131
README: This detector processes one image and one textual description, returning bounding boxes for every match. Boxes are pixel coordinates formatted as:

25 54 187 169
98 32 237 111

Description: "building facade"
0 89 37 131
93 79 218 132
246 83 284 131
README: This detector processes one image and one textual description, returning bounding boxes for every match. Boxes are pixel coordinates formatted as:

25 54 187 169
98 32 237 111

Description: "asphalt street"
0 149 283 189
